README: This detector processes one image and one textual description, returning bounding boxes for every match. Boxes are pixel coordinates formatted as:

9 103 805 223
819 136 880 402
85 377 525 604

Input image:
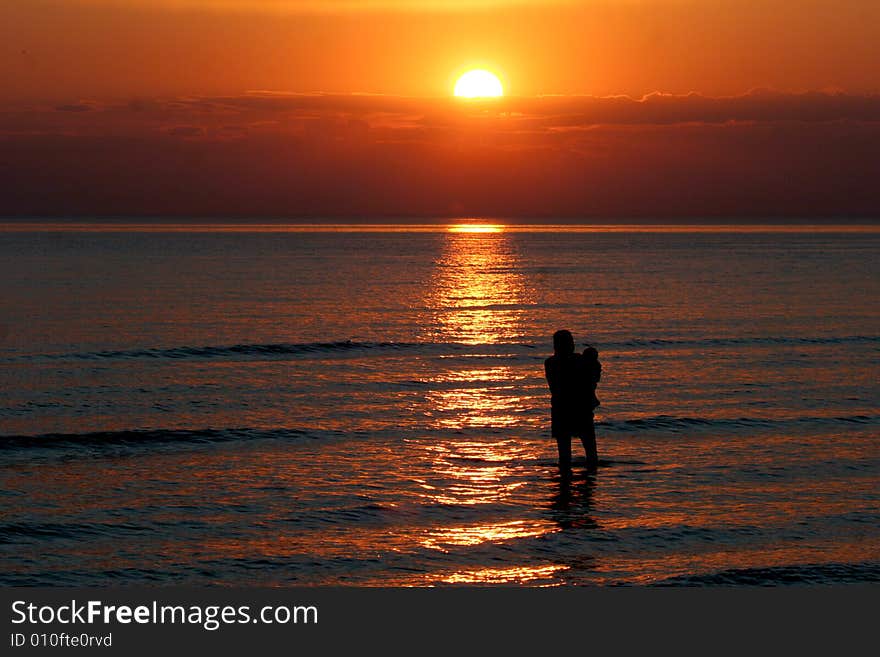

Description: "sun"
454 70 503 98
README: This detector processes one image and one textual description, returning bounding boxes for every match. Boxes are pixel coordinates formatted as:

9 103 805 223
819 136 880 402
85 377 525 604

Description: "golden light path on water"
413 440 534 506
439 564 567 586
409 226 566 583
426 225 532 345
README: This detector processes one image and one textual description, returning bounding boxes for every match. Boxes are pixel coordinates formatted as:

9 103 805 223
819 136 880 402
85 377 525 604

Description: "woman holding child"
544 329 601 474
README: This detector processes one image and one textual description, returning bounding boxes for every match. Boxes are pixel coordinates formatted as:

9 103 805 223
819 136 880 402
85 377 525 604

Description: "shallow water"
1 225 878 585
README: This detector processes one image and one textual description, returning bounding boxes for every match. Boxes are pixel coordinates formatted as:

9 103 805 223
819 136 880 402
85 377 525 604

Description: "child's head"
583 346 598 360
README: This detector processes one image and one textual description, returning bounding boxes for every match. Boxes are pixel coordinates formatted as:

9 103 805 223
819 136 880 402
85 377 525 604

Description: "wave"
0 520 150 542
9 334 878 363
48 340 426 361
2 414 876 453
606 335 880 349
0 427 332 450
652 561 880 586
599 414 880 433
17 340 538 363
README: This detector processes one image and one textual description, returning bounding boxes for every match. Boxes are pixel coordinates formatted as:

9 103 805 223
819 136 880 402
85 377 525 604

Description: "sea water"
1 225 878 585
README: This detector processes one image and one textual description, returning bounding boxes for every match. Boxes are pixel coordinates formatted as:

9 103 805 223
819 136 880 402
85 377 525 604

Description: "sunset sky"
2 0 879 219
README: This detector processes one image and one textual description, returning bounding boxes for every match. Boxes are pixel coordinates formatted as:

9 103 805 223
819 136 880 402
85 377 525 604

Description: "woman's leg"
551 409 572 474
555 434 572 474
580 414 598 471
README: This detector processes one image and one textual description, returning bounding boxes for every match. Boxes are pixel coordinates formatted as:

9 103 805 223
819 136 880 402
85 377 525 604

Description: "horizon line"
2 221 879 234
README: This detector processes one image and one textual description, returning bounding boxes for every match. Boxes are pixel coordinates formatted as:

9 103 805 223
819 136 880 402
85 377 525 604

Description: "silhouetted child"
582 346 601 410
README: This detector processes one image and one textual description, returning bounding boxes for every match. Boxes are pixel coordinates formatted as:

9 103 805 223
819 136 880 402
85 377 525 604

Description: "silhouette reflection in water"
549 473 598 531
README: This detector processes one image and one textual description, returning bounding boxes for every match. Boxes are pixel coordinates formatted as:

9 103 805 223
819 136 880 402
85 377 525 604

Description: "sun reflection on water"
407 227 553 562
424 228 533 345
413 439 538 506
447 223 505 233
420 519 559 552
419 228 535 431
438 563 567 585
425 366 527 429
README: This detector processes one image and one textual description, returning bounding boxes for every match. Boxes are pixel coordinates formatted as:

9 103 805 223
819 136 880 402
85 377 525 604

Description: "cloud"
132 89 880 128
75 0 572 14
166 125 206 138
512 90 880 127
11 89 879 139
2 89 879 219
54 102 97 112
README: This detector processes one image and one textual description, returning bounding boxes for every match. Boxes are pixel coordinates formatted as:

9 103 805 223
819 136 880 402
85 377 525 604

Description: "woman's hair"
552 329 575 355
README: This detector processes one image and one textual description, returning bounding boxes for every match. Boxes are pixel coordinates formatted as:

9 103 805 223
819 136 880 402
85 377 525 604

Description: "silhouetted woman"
544 329 599 474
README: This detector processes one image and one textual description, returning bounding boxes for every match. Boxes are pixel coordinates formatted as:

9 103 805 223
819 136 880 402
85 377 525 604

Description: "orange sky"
4 0 879 100
1 1 879 219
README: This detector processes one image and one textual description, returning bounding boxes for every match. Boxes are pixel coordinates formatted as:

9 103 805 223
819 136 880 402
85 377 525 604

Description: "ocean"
1 224 878 586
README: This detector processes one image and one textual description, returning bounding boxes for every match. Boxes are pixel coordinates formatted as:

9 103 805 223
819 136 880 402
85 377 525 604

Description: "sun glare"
453 70 503 98
448 223 504 233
